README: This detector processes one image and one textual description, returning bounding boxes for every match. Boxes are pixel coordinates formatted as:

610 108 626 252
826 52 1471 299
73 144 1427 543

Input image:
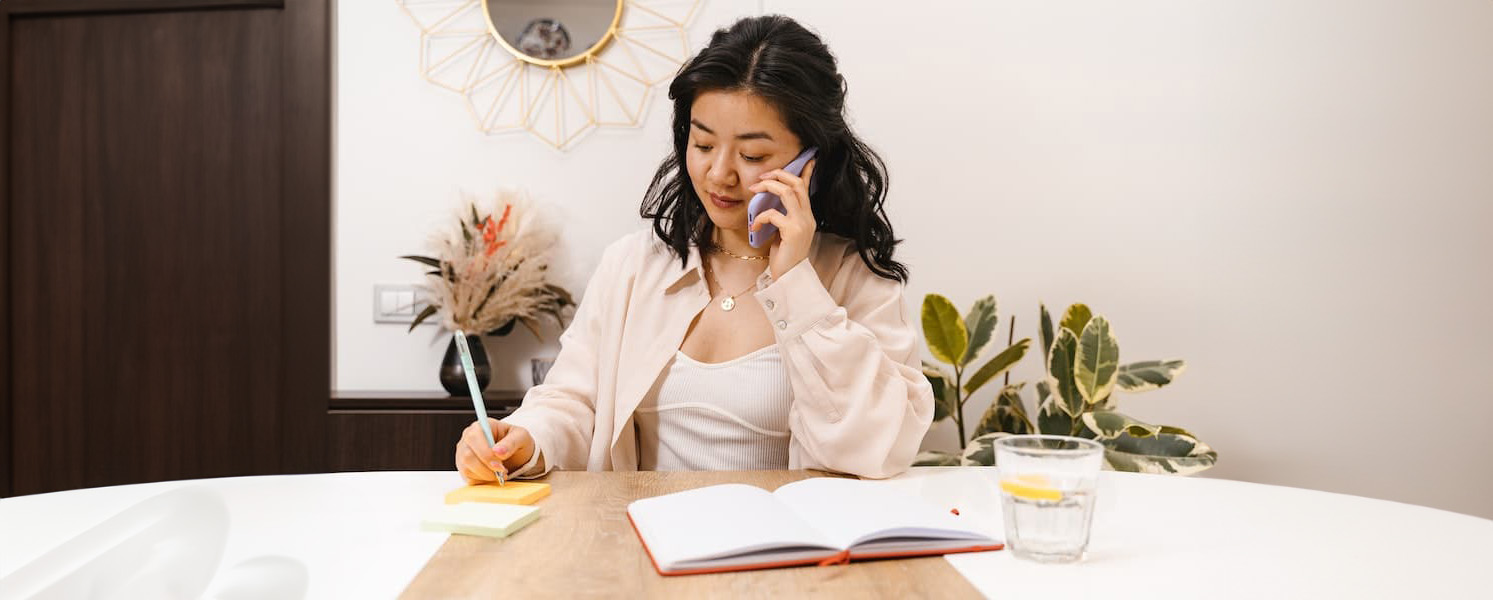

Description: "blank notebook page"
627 483 835 566
771 478 990 549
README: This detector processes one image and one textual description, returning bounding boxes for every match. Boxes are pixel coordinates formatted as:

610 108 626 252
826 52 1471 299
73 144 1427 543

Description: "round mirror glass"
484 0 621 64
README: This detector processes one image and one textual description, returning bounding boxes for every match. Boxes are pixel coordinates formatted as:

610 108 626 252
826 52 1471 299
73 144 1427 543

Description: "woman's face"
685 90 803 235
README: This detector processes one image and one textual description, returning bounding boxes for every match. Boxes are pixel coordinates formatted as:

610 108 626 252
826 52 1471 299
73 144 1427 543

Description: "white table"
2 469 1488 598
0 472 459 599
890 468 1492 598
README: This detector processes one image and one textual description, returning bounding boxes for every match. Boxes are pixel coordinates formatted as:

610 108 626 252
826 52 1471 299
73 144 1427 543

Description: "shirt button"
765 300 775 310
776 320 787 330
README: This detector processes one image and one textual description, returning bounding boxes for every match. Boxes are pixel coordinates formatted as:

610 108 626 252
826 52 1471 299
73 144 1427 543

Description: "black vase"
440 334 491 396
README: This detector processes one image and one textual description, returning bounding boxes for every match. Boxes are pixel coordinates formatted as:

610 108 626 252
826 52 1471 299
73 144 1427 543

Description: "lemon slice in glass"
1000 474 1063 502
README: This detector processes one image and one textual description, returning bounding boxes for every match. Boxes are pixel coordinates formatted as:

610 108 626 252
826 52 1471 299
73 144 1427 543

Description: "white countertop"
891 468 1492 598
2 469 1489 598
1 472 459 599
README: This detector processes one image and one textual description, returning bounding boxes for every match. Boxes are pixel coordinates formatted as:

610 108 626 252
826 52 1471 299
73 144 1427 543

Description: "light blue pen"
454 330 505 486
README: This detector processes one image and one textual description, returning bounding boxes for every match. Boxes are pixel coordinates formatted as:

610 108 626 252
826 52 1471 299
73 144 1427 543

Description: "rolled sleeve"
751 259 838 341
749 247 934 479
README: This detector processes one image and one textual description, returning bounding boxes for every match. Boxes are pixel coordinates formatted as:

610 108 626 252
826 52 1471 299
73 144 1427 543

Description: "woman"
454 15 933 481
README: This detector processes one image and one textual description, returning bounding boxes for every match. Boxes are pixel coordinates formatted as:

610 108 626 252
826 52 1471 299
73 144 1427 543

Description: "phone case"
748 147 818 248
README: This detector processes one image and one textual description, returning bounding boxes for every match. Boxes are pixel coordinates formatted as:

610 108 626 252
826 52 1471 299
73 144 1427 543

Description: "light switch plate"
374 284 431 324
379 290 402 316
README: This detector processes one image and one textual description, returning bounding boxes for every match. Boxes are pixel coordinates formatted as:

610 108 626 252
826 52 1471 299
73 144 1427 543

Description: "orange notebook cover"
625 479 1004 576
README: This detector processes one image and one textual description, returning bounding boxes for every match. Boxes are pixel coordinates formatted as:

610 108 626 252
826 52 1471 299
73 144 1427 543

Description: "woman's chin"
703 212 749 234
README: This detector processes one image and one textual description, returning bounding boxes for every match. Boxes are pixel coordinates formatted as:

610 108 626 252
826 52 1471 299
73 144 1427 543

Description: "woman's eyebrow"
690 118 774 141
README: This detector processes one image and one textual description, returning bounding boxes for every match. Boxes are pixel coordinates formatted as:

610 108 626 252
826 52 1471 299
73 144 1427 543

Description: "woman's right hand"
455 418 536 484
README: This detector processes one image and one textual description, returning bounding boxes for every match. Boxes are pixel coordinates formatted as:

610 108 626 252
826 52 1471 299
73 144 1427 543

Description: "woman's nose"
706 156 737 189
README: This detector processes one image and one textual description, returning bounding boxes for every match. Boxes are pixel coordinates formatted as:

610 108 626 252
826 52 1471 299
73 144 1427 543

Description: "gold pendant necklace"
704 259 760 312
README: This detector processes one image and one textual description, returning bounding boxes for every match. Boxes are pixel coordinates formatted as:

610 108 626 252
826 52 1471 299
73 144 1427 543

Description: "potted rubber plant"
914 298 1216 475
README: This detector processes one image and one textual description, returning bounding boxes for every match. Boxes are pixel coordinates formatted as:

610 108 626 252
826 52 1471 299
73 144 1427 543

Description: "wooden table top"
400 470 984 598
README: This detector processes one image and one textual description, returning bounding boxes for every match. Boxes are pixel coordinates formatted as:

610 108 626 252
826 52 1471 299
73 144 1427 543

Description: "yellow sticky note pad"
445 481 551 505
422 502 539 539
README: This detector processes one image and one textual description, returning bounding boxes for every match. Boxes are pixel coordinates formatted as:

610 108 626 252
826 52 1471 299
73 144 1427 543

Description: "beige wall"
336 0 1493 518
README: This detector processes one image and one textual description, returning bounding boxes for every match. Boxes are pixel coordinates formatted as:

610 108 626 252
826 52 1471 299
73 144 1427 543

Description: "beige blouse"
501 229 934 479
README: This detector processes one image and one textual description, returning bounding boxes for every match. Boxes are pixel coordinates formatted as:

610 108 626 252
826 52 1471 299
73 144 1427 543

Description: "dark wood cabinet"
0 0 524 495
326 391 524 472
0 0 330 496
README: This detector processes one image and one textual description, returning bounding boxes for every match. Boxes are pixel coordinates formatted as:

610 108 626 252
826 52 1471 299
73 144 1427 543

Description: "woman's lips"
709 193 742 209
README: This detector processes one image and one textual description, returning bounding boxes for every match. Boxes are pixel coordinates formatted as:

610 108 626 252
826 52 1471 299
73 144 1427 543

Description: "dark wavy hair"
639 15 907 283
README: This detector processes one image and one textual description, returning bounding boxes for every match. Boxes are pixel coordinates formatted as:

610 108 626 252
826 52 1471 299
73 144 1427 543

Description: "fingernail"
490 460 501 469
494 445 508 457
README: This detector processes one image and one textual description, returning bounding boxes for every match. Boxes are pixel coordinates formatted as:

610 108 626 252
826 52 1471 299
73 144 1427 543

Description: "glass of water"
995 434 1104 563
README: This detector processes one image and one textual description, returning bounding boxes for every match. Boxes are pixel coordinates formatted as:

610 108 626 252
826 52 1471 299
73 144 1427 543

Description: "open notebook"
626 477 1003 576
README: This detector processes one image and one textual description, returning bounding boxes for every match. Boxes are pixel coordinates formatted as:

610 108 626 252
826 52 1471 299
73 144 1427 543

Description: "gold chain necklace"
703 259 762 312
710 244 768 261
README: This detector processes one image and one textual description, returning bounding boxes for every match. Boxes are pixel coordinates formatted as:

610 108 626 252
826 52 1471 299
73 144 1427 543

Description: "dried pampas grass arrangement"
401 188 574 340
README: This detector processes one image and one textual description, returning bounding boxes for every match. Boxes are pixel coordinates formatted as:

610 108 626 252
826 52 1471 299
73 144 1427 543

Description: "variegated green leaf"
923 362 956 422
1116 359 1187 392
960 296 998 366
1157 424 1197 438
963 338 1031 396
1059 303 1093 338
1075 316 1120 406
912 451 963 467
1109 429 1194 455
1081 411 1160 440
921 294 968 365
1039 303 1055 372
1035 387 1076 436
974 383 1032 437
960 432 1011 466
1047 329 1083 418
1102 431 1217 475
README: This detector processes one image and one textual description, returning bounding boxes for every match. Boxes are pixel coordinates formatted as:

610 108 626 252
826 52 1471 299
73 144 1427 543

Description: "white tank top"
634 345 793 471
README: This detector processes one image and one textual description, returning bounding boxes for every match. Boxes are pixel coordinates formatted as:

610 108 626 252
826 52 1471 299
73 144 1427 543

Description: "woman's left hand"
749 158 817 280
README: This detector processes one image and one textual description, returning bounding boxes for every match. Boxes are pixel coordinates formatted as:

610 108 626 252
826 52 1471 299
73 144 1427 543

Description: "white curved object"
0 487 229 599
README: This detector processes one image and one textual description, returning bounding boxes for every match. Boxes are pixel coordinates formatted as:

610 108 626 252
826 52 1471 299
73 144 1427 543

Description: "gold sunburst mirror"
484 0 622 68
397 0 703 150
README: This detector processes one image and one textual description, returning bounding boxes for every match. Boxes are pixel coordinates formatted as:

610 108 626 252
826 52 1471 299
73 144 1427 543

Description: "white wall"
335 0 751 395
337 0 1493 518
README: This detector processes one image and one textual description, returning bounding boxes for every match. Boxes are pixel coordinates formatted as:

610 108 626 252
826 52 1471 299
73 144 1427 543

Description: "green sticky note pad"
421 502 540 539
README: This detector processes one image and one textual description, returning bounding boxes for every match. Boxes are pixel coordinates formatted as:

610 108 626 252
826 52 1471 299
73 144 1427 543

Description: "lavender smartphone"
748 147 818 248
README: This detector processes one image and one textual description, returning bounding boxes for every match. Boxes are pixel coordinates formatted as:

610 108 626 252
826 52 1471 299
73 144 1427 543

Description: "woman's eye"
694 144 713 152
742 155 765 162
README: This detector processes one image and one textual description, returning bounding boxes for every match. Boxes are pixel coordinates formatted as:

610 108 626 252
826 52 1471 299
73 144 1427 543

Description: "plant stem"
954 366 966 448
1003 315 1016 387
